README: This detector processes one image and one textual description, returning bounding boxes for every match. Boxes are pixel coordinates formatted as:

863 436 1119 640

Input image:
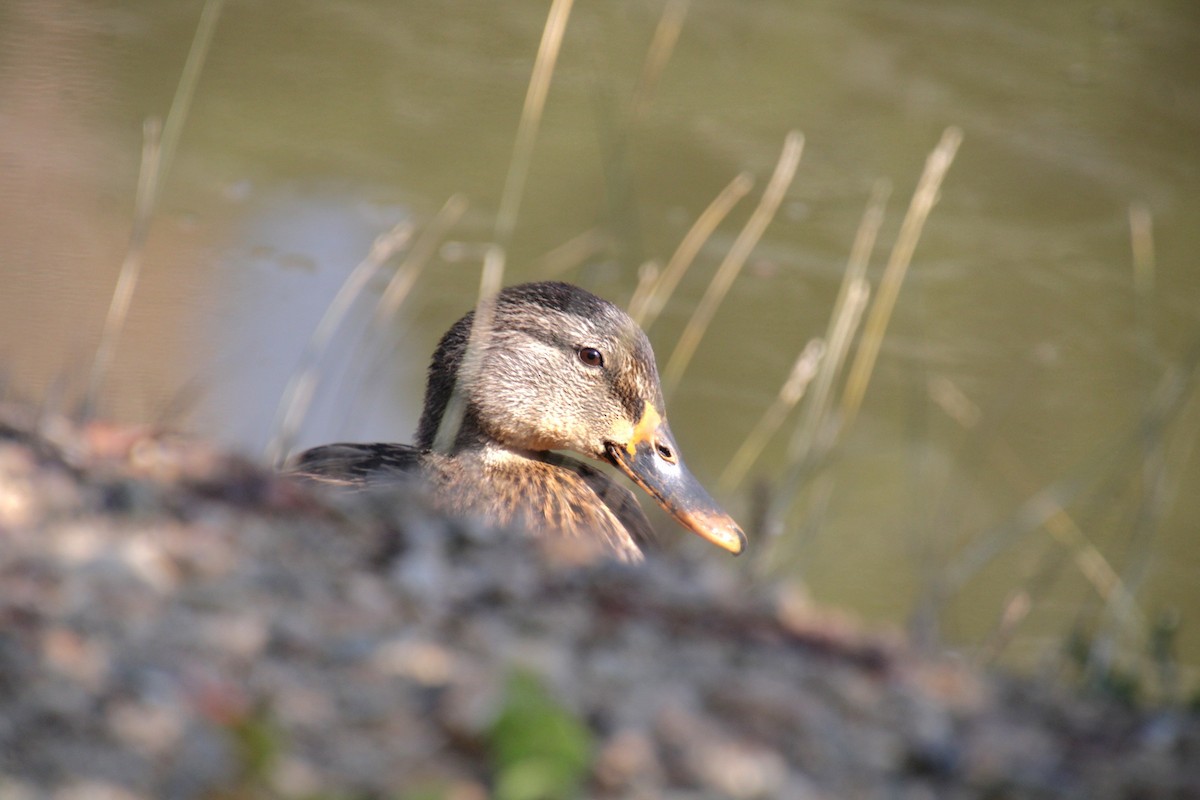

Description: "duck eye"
577 346 604 368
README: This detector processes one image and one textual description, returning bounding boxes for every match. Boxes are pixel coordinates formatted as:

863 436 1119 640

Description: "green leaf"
487 670 593 800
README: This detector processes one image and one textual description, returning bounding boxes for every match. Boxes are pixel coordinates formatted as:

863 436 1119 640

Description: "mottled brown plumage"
289 281 745 563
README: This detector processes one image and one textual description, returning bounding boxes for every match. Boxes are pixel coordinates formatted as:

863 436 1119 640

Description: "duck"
288 280 746 563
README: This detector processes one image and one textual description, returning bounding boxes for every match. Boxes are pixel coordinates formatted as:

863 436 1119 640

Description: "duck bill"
606 423 746 556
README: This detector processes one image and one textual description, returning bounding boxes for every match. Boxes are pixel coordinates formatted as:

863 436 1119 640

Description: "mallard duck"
289 281 746 563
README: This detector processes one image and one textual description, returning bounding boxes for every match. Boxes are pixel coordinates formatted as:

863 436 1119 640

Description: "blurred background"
2 0 1197 694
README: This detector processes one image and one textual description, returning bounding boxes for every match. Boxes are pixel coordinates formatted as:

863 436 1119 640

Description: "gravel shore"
1 407 1196 799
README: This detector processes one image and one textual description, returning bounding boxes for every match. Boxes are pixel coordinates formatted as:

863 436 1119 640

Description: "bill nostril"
655 439 676 463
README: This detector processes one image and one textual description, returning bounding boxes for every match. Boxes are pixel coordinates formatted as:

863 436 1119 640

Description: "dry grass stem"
153 0 225 201
1093 364 1200 667
941 461 1147 651
936 345 1200 623
839 127 962 428
630 0 690 122
927 375 1150 653
536 227 609 277
494 0 574 249
1129 202 1155 300
760 279 867 550
977 590 1033 665
266 222 414 467
434 245 506 453
628 260 661 312
590 0 688 274
86 0 225 414
786 179 890 464
629 171 754 328
1129 202 1156 350
85 119 162 417
768 277 868 508
1044 494 1144 635
371 195 468 333
435 0 574 452
765 178 889 547
950 337 1198 639
719 338 825 493
927 374 981 429
663 131 804 394
340 196 469 428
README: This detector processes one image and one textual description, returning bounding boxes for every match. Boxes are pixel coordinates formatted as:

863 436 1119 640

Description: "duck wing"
287 443 424 488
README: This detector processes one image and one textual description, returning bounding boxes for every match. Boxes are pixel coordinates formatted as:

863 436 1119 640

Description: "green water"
2 0 1198 690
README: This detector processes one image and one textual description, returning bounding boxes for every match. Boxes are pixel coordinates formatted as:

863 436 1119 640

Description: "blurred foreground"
1 405 1197 799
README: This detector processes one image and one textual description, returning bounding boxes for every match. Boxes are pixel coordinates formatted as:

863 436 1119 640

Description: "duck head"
415 281 746 556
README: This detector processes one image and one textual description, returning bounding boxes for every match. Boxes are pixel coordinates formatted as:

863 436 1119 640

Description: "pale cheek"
523 418 585 451
484 393 582 450
608 417 634 446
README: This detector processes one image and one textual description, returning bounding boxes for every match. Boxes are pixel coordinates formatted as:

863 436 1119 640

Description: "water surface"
3 0 1198 685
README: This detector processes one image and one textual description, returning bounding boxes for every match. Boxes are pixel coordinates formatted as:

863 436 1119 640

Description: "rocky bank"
0 407 1196 799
